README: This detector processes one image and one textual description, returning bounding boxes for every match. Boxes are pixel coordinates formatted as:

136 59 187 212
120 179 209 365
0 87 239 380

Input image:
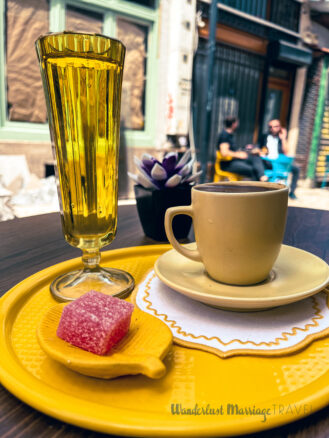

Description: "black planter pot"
134 184 192 242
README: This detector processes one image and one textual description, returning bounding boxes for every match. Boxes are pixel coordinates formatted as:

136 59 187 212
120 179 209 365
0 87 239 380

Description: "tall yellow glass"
36 32 134 301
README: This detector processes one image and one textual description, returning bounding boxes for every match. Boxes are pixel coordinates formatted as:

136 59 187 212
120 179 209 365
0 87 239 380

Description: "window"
66 5 103 34
117 18 148 130
0 0 159 146
6 0 49 123
123 0 156 8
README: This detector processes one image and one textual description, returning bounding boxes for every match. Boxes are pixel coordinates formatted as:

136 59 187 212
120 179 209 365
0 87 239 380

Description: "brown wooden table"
0 205 329 438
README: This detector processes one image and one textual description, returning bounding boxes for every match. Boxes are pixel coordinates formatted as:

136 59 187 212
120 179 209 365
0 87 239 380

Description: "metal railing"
193 40 265 161
219 0 268 19
270 0 300 33
219 0 300 32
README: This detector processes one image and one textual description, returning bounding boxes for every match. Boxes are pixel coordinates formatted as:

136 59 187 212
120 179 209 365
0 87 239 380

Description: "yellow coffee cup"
165 181 288 285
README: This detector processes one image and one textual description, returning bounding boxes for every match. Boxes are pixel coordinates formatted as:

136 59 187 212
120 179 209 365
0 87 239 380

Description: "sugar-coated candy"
57 290 134 355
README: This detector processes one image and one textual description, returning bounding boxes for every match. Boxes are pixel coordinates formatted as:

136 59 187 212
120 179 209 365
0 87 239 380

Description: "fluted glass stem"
82 249 101 271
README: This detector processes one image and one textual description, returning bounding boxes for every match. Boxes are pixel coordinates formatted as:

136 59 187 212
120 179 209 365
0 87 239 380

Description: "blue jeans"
263 160 300 194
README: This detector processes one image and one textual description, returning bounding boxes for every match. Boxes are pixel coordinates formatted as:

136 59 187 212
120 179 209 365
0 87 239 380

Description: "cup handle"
164 206 202 262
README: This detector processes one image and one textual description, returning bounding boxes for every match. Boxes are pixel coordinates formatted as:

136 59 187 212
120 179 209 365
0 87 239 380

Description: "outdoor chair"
213 151 243 182
263 154 294 184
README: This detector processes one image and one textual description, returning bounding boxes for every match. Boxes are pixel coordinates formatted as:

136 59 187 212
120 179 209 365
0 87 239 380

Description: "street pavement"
288 187 329 211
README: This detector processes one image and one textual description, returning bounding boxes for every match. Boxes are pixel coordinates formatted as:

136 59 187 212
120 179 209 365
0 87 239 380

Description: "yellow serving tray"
1 245 329 437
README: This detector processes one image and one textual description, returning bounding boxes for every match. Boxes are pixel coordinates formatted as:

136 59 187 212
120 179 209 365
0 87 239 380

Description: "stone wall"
0 138 159 199
0 140 53 178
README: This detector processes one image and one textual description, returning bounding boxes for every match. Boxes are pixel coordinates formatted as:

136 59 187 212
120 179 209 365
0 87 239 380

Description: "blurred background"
0 0 328 220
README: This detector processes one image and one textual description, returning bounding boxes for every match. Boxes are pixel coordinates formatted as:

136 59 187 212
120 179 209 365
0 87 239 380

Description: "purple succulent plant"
128 150 202 189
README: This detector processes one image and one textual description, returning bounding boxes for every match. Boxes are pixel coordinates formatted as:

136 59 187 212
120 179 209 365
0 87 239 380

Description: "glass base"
50 267 135 302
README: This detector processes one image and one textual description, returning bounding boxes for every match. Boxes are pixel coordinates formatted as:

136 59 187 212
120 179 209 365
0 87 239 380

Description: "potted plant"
128 151 202 241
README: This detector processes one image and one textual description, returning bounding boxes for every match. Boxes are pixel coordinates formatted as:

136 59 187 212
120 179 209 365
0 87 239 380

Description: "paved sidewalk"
1 180 328 221
288 187 329 211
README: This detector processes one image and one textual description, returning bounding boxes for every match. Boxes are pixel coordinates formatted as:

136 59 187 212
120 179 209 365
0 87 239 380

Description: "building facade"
193 0 315 173
0 0 328 196
0 0 197 197
298 0 329 185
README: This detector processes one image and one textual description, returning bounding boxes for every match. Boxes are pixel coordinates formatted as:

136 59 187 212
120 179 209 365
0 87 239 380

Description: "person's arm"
258 135 269 157
220 142 248 159
260 147 268 157
279 128 289 155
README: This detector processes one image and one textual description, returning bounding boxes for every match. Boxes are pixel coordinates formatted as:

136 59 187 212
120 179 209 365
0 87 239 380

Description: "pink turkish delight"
57 290 134 355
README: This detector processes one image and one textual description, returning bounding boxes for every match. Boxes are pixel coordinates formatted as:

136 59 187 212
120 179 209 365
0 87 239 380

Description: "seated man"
218 116 268 182
259 119 300 199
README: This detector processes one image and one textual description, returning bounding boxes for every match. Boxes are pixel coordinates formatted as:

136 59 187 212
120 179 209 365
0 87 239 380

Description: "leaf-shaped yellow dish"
37 304 173 379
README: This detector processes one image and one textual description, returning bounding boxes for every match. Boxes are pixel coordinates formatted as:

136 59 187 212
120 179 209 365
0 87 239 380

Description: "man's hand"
245 144 260 155
279 128 287 141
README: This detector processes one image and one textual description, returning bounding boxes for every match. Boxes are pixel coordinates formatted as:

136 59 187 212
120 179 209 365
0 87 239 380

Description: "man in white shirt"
260 119 299 199
266 134 280 160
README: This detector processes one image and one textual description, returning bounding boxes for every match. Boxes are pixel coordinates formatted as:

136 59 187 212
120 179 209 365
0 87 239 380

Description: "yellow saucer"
37 304 173 379
154 244 329 311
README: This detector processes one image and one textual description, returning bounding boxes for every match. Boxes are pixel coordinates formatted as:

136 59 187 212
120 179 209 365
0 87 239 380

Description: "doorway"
262 77 291 133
